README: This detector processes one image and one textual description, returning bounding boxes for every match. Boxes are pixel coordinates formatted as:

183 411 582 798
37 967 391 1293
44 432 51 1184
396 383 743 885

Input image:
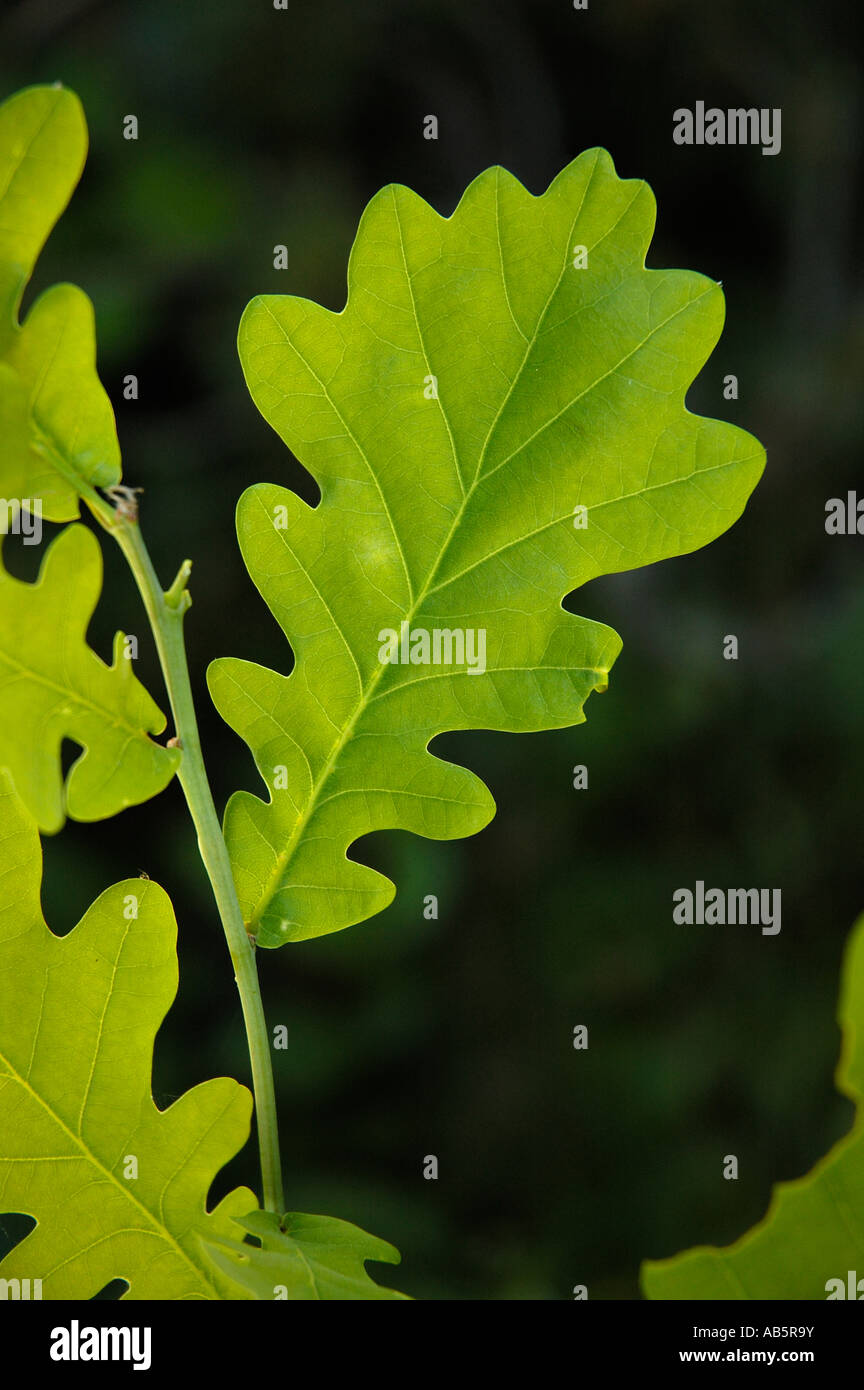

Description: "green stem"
94 497 284 1215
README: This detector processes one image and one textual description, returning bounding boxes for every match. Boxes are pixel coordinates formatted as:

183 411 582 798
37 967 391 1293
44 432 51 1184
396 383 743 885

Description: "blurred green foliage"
1 0 862 1299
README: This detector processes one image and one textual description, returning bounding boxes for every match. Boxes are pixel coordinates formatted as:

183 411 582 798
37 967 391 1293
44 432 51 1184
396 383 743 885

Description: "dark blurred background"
1 0 863 1300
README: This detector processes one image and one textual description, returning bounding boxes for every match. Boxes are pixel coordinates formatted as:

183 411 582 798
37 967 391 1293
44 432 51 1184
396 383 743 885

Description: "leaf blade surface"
0 524 179 831
0 84 121 519
198 1209 407 1301
0 776 256 1300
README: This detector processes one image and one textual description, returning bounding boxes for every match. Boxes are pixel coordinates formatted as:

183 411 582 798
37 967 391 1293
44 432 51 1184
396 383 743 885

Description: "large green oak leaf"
0 774 258 1300
642 913 864 1300
0 524 179 832
0 83 121 519
211 150 765 947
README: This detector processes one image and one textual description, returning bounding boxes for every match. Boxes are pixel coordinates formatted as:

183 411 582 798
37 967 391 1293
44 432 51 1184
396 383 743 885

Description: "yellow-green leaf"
212 151 765 946
0 83 121 519
0 775 257 1300
0 524 179 832
0 777 406 1300
199 1209 407 1301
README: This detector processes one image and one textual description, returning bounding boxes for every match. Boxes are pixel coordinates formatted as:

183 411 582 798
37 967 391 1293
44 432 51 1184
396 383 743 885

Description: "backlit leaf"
0 777 406 1300
0 83 121 520
199 1209 407 1301
0 524 179 832
0 774 258 1300
212 150 765 946
212 151 765 946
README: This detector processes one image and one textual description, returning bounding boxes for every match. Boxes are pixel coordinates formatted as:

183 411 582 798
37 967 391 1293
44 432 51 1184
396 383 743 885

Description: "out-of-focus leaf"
642 914 864 1299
